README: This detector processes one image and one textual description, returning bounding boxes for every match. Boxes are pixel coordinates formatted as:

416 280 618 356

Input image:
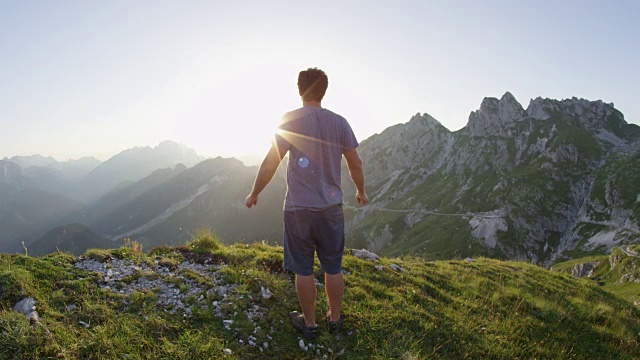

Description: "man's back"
277 106 359 211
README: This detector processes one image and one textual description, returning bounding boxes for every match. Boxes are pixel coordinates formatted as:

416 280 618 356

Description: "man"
245 67 368 339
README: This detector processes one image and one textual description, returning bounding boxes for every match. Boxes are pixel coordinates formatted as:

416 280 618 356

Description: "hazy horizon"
2 139 266 166
2 0 639 161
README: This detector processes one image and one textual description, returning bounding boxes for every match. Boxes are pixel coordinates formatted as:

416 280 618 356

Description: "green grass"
381 216 481 260
551 255 608 272
186 228 222 254
553 247 640 305
2 240 640 359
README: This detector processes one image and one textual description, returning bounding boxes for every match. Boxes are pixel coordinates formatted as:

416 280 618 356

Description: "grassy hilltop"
1 232 640 359
552 244 640 306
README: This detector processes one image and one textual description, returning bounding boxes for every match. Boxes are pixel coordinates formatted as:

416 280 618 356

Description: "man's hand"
356 192 369 205
245 193 259 208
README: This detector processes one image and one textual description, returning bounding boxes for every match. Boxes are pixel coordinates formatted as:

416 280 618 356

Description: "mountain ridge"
72 140 203 202
344 92 640 264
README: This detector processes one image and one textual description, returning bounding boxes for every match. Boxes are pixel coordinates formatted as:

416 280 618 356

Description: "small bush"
123 238 143 254
149 245 174 256
112 247 137 260
42 252 76 265
85 249 111 263
186 229 222 254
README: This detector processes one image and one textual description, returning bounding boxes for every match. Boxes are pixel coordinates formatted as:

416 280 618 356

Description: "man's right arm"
343 148 368 205
245 143 287 208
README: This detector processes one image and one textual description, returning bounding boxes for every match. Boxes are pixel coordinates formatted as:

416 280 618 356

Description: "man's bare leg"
325 272 344 321
295 274 317 327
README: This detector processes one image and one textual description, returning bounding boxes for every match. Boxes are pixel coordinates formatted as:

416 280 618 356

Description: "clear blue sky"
1 0 638 162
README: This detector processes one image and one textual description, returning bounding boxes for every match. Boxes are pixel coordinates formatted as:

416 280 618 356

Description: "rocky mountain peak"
526 96 617 126
9 154 58 169
407 112 448 132
465 92 526 137
67 156 102 166
0 160 28 190
157 140 182 150
155 140 201 163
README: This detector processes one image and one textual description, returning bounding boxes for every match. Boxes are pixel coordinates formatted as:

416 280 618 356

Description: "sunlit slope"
2 242 639 359
344 94 640 264
552 245 640 305
81 157 286 248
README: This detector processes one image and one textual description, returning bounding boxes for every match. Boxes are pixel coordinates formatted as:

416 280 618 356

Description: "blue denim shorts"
283 204 345 276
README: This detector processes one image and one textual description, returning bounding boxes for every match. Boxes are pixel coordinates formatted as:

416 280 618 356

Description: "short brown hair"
298 68 328 102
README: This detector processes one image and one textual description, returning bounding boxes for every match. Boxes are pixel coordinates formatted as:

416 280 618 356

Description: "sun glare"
97 31 359 163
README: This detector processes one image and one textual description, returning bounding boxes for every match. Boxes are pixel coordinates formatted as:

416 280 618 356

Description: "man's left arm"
245 144 286 208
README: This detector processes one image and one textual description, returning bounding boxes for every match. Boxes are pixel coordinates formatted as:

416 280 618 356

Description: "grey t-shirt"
275 106 359 211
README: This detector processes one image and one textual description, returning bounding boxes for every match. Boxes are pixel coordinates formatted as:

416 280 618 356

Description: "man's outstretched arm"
343 148 368 205
245 144 286 208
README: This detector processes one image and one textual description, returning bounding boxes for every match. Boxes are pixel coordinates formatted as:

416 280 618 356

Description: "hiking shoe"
326 312 343 334
289 311 318 340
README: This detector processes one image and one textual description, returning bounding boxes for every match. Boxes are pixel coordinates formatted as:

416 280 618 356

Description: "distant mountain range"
0 141 205 252
73 140 202 202
1 96 639 264
6 155 101 196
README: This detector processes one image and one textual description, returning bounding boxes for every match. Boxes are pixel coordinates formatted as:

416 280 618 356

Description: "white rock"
215 286 229 297
260 286 273 299
263 342 269 349
78 321 90 328
390 264 405 272
299 339 307 351
13 298 36 315
26 312 39 322
223 348 232 355
352 249 380 261
375 265 384 271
